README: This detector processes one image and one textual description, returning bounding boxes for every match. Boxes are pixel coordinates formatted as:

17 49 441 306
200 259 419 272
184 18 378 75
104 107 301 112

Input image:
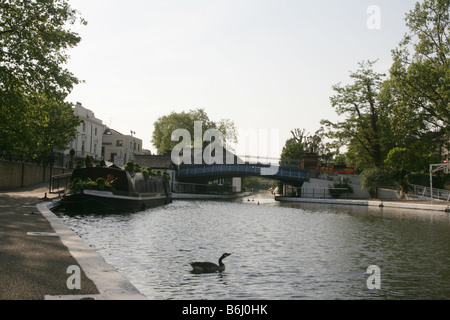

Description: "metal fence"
50 173 72 194
300 187 350 199
410 184 450 202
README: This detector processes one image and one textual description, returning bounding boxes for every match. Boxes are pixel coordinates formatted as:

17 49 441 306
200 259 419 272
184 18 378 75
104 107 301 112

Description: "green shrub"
405 172 430 186
75 160 84 168
67 177 112 192
142 168 151 180
96 177 107 190
361 168 394 198
124 161 135 173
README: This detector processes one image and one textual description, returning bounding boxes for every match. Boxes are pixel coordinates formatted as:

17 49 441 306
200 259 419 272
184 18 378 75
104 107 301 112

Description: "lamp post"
48 144 54 193
69 149 75 169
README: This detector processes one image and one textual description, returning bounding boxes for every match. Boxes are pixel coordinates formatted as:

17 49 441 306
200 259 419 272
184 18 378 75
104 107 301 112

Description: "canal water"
58 191 450 300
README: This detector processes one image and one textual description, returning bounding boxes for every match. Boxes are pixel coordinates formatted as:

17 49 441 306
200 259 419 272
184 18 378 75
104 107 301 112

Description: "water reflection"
59 192 450 300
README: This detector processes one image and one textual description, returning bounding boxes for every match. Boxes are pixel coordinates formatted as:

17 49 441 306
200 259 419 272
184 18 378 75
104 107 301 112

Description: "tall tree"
279 128 329 165
280 138 304 166
322 0 449 174
387 0 449 130
321 61 389 170
380 0 449 171
29 93 81 161
152 108 237 154
0 0 86 157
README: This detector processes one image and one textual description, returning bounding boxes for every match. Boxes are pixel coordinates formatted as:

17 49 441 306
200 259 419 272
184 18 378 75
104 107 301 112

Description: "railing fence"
411 184 450 202
50 173 72 194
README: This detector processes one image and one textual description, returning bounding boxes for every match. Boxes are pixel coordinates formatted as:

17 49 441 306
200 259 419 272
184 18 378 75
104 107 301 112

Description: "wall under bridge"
297 174 399 200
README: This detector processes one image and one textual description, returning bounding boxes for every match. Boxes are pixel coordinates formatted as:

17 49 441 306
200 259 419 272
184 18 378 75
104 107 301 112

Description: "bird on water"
190 253 232 273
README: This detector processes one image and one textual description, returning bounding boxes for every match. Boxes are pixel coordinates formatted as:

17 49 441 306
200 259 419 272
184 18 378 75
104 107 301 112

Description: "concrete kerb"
275 197 450 212
36 202 147 300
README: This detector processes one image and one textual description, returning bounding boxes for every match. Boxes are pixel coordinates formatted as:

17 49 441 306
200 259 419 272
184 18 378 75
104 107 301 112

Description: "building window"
116 140 123 147
95 127 98 136
82 122 86 132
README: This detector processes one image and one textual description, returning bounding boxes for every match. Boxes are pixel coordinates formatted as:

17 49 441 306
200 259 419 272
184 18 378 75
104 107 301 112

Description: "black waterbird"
190 253 232 273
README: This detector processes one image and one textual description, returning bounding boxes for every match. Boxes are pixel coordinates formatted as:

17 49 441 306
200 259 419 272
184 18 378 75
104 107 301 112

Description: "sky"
65 0 420 158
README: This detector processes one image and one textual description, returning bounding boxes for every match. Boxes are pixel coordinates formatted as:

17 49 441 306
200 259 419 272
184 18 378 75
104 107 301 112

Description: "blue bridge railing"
177 164 309 183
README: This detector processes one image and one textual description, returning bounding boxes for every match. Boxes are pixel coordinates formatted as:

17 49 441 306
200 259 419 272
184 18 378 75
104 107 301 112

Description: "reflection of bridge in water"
177 160 309 187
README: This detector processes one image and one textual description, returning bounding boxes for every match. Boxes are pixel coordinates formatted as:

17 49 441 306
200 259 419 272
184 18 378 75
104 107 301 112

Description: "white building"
66 102 105 162
63 102 144 168
102 128 143 164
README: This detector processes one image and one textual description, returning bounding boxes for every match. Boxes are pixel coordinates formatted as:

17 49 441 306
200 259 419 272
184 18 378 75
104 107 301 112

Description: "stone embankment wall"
302 173 399 200
0 160 71 190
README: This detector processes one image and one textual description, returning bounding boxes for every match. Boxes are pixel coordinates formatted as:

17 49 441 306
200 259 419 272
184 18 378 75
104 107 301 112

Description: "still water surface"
59 192 450 299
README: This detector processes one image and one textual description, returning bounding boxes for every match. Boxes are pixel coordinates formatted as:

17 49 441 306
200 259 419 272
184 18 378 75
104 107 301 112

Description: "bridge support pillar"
282 182 303 197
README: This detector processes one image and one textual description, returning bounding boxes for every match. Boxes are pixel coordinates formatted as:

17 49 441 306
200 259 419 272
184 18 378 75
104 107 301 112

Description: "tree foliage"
279 137 304 165
380 0 450 174
361 167 394 198
0 0 85 159
29 93 81 160
322 0 449 177
388 0 449 129
321 61 390 169
151 108 237 154
280 127 331 165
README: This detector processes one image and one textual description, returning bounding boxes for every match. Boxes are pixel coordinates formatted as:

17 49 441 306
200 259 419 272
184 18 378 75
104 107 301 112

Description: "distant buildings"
62 106 245 194
66 102 105 161
102 128 143 165
64 102 144 167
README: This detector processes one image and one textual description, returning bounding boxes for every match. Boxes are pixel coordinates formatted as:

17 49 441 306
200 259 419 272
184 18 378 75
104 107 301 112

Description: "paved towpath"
0 183 146 300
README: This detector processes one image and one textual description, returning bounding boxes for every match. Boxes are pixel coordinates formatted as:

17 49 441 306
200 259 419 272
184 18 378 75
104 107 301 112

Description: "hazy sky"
66 0 419 157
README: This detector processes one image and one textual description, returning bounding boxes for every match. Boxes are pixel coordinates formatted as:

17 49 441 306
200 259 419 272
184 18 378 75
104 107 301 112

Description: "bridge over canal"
177 162 309 187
